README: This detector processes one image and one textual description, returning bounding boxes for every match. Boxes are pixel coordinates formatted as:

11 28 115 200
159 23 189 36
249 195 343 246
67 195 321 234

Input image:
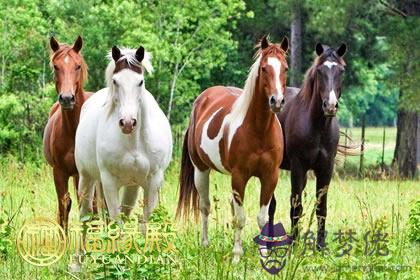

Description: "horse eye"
76 65 81 70
113 79 117 86
138 80 144 87
262 66 267 72
53 65 59 70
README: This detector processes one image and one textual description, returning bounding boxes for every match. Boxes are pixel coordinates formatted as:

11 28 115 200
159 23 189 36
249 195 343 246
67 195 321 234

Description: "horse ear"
135 46 145 62
315 43 324 56
50 36 60 52
280 36 289 52
260 35 270 49
112 46 121 62
73 35 83 53
336 43 347 57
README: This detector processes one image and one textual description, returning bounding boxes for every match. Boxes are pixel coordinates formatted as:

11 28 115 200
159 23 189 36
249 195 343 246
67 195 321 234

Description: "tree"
290 0 303 87
381 0 420 178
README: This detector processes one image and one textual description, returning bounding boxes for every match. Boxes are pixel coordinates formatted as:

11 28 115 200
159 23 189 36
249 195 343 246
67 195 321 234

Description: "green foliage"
407 200 420 242
0 0 417 161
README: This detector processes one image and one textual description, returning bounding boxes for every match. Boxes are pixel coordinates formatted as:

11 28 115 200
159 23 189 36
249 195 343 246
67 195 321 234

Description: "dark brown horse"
177 36 289 263
43 36 91 231
275 43 347 249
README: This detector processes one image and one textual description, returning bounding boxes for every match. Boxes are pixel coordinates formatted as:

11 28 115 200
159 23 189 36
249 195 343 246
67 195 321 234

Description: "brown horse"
177 36 289 263
275 43 347 249
43 36 91 231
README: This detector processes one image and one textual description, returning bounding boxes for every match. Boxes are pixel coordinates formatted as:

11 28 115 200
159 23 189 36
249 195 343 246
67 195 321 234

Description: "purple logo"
253 222 293 275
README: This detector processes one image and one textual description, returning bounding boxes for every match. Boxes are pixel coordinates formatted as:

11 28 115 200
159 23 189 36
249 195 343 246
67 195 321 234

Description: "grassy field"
0 154 419 279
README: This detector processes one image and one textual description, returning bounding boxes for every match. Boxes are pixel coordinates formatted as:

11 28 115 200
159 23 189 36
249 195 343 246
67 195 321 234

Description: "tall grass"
0 158 418 279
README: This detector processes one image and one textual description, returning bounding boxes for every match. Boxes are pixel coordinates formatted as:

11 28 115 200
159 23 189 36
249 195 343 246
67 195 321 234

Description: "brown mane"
300 47 346 103
50 44 88 87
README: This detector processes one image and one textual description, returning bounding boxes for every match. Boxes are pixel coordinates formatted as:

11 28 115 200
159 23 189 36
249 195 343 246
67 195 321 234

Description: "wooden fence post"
381 127 386 171
359 115 365 176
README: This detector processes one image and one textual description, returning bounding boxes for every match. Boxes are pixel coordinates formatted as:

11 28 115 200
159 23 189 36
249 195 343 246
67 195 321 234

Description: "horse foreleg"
143 170 164 220
53 168 71 232
194 168 210 246
289 161 308 241
314 168 332 249
121 186 140 217
100 172 120 219
258 168 279 229
78 174 95 218
73 175 80 204
231 171 249 264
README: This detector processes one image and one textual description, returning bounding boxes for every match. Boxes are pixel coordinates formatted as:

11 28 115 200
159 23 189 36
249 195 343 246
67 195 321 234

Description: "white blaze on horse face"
200 108 229 174
64 56 69 64
267 57 282 98
113 69 144 123
323 60 338 69
328 90 337 106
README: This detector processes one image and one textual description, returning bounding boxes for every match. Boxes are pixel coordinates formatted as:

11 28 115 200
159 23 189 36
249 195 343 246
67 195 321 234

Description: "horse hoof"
232 255 241 264
202 239 209 247
68 262 82 273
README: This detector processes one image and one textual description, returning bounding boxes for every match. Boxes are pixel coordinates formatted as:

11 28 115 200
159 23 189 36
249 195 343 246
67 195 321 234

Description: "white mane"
229 55 261 122
105 48 153 88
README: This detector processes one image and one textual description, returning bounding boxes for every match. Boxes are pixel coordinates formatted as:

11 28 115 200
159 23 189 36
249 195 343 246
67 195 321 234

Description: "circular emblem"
16 217 67 266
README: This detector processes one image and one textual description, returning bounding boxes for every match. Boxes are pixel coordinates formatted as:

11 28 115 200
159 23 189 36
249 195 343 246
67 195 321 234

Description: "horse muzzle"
59 94 76 110
119 118 137 134
269 95 285 113
322 100 338 117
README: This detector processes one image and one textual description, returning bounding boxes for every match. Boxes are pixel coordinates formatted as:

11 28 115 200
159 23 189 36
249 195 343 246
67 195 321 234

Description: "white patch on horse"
257 204 269 229
329 90 337 105
267 57 282 98
64 56 69 64
200 108 229 174
323 61 337 69
228 56 261 149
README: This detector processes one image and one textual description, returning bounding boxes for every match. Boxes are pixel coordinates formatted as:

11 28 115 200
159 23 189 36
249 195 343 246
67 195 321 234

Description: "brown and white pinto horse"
43 36 91 231
177 36 288 263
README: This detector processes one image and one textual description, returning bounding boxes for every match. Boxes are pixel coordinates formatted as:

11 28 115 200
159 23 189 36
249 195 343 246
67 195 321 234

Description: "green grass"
0 155 419 279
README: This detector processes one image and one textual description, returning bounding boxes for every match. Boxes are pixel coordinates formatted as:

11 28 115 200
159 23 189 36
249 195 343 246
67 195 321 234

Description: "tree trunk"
393 109 418 178
290 1 303 87
167 63 179 121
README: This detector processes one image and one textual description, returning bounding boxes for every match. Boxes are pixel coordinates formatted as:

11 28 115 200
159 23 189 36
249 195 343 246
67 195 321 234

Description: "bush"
407 199 420 242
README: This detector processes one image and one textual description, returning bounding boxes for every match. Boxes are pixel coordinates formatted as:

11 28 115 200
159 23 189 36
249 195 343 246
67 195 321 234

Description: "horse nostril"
71 95 75 102
323 100 328 108
59 95 64 102
119 119 124 127
281 98 285 106
132 119 137 127
269 96 276 105
335 102 339 109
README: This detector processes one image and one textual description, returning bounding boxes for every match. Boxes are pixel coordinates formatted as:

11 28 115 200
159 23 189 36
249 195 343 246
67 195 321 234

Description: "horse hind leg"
231 171 248 264
194 168 210 246
53 168 71 232
289 162 308 241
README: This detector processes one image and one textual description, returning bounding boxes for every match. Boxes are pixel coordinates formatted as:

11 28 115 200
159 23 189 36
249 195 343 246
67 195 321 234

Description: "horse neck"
60 85 85 133
245 79 276 133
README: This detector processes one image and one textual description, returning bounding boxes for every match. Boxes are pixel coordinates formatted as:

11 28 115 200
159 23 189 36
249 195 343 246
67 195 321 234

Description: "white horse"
75 46 172 224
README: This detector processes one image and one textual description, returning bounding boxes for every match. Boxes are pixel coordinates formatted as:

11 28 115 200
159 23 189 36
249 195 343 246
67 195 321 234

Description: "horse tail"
176 128 200 221
337 130 361 156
